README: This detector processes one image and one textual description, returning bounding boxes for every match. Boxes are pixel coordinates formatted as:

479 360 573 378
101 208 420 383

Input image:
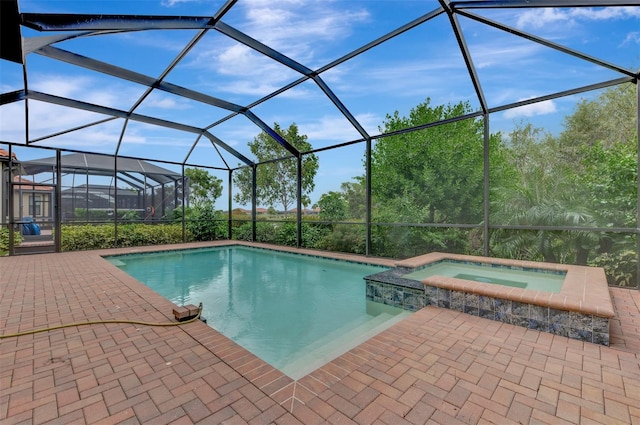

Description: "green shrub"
231 221 280 243
272 221 328 247
0 227 22 255
73 208 111 221
371 225 470 258
231 220 331 249
61 223 190 251
300 222 331 249
257 222 279 243
316 224 365 254
178 206 227 241
61 224 115 251
590 250 638 287
121 210 142 221
275 221 298 246
120 223 189 246
231 221 253 242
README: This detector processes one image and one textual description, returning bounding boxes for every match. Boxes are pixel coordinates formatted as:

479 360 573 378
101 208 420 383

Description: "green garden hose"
0 303 203 339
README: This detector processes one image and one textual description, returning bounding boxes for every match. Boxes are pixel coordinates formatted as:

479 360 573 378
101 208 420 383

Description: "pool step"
301 314 389 354
281 309 411 380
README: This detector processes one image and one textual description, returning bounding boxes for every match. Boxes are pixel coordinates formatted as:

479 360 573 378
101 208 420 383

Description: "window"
27 193 49 217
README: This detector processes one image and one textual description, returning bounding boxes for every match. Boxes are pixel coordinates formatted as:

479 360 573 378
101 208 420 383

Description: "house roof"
0 149 17 161
12 175 53 191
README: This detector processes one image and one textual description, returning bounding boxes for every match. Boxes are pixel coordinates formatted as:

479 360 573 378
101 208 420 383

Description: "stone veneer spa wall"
365 252 614 346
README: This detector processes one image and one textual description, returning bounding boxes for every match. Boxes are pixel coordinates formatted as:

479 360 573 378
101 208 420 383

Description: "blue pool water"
403 260 565 293
106 246 409 379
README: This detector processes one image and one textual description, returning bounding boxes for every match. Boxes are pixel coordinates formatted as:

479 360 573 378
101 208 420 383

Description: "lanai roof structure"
20 152 182 186
0 0 639 255
1 0 638 167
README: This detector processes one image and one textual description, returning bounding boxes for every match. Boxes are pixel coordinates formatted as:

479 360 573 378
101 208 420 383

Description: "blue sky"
1 1 639 209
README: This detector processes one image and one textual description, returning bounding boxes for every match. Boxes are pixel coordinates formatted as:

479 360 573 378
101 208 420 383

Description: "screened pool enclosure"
1 0 638 288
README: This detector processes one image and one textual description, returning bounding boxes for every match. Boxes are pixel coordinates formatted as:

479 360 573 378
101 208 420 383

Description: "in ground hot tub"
364 252 614 345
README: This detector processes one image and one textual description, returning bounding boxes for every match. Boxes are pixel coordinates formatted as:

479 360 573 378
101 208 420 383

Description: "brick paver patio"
1 242 639 424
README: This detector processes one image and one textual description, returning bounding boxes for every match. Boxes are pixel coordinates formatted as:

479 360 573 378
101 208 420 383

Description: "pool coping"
102 240 399 268
99 241 616 347
104 243 614 320
395 252 614 318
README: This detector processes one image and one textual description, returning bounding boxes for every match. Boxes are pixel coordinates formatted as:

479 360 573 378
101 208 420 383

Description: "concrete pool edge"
367 252 614 346
101 243 614 346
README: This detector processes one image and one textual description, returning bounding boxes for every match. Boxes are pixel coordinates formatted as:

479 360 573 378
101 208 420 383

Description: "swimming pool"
106 245 409 379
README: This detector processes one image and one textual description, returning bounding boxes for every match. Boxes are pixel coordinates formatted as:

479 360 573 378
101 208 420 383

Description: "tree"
562 84 637 229
180 168 224 241
340 179 366 220
551 82 637 173
560 83 637 152
315 191 348 221
366 98 512 257
185 168 222 207
491 122 598 264
578 140 636 228
565 84 637 280
561 84 638 260
371 99 509 224
233 123 319 213
491 83 638 269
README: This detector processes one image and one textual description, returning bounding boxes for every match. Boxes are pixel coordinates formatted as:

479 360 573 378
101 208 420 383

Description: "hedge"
0 227 22 255
60 224 191 251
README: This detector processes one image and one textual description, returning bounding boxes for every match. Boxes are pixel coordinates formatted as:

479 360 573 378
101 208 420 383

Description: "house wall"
13 190 51 220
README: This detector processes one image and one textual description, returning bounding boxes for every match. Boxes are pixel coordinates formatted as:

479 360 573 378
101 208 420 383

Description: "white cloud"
0 99 126 150
516 8 570 29
2 100 101 136
503 99 557 119
121 134 190 147
32 75 91 98
161 0 202 7
621 31 640 46
471 42 541 69
143 97 183 109
0 103 27 141
189 43 299 97
141 92 193 110
241 0 370 49
0 73 191 150
215 44 294 79
30 73 142 110
516 7 640 29
212 118 263 149
299 114 372 142
188 0 370 97
571 7 640 21
220 80 311 98
327 54 470 103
